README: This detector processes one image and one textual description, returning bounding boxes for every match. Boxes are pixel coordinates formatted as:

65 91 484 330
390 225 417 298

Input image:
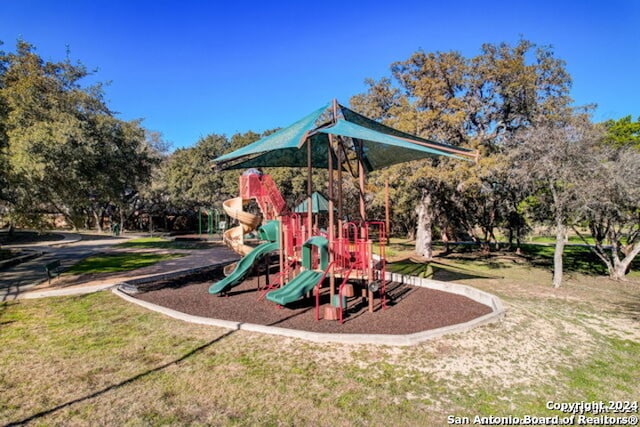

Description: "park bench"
43 259 61 284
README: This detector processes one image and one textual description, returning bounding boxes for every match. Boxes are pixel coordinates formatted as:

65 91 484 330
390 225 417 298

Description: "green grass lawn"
1 249 638 425
116 237 216 250
64 252 184 275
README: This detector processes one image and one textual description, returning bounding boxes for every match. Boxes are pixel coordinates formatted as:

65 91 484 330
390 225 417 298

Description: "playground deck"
133 269 492 335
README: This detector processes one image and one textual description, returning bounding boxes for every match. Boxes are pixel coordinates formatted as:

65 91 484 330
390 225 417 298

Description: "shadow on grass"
608 288 640 322
430 242 638 278
616 301 640 322
0 249 18 261
5 329 236 427
388 258 504 282
0 301 18 325
0 231 65 245
519 244 610 276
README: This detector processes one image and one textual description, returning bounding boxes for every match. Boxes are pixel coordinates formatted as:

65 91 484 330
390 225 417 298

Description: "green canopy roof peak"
212 100 477 171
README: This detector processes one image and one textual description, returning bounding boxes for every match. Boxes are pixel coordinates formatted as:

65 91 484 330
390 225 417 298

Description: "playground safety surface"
131 269 493 335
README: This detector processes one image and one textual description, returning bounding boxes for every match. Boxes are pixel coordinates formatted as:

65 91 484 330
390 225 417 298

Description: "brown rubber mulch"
132 268 492 335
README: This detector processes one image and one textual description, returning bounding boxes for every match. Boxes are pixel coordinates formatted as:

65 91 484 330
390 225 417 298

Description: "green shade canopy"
214 104 332 169
212 101 474 171
339 105 469 154
318 119 468 170
293 192 333 213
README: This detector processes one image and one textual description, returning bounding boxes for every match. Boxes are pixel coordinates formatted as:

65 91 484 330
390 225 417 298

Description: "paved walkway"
0 233 239 301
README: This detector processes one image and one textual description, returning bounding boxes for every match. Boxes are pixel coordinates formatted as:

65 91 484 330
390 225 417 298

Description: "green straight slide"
265 270 323 306
209 241 279 295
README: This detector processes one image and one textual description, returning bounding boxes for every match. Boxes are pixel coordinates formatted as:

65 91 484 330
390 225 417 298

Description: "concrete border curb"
384 271 505 317
113 270 506 347
22 283 118 299
115 262 230 293
19 262 230 300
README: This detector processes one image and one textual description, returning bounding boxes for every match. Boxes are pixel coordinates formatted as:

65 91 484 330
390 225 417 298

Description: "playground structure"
221 172 286 255
208 99 478 323
209 172 389 322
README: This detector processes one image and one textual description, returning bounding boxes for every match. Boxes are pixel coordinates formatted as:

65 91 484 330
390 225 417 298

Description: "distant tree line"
0 40 164 232
349 39 640 284
1 38 638 284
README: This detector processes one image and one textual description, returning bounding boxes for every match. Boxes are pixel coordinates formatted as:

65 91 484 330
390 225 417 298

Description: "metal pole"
307 137 313 239
328 99 338 297
337 137 343 220
208 208 213 239
385 178 390 238
279 216 284 288
356 134 372 311
358 139 366 221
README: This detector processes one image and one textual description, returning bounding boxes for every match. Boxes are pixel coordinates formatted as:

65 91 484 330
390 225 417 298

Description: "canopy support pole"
337 138 343 220
358 139 366 221
355 138 373 312
329 100 338 297
385 178 390 238
307 139 313 241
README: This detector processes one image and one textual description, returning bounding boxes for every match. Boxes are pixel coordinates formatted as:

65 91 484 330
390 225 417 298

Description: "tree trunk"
611 263 627 281
92 210 103 232
610 242 640 281
507 226 514 250
490 229 499 250
480 228 490 254
120 210 125 233
99 205 109 231
442 225 451 255
552 217 565 288
65 213 79 232
415 190 433 259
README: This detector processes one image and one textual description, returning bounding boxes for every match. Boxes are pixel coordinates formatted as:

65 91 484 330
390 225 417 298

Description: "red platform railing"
239 174 288 220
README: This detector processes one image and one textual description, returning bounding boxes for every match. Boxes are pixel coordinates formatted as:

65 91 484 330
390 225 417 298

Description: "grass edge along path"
64 252 185 275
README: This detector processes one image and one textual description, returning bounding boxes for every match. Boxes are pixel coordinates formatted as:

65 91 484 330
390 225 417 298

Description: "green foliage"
158 129 330 215
603 115 640 149
0 39 161 230
351 38 574 250
349 39 640 282
162 133 235 209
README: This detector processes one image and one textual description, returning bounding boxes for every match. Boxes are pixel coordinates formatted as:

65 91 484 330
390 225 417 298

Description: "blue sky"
2 0 639 150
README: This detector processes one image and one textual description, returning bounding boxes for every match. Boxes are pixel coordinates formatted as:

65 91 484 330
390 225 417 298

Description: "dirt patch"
131 269 493 335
